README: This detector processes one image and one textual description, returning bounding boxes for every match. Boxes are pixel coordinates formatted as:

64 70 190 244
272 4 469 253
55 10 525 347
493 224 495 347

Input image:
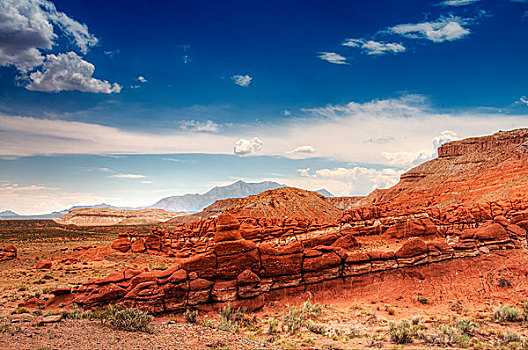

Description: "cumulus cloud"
137 75 147 83
292 166 405 196
110 174 146 179
342 39 406 55
286 145 315 155
180 120 219 133
0 0 98 72
26 52 122 93
433 130 459 149
318 52 347 64
233 137 263 155
438 0 479 6
381 130 459 168
231 75 252 87
390 17 470 42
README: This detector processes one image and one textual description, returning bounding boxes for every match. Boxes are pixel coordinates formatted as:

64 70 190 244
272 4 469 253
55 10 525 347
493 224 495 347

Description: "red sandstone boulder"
35 261 52 269
216 249 260 280
260 248 302 277
131 238 146 253
332 233 359 250
395 238 428 267
506 224 527 237
216 213 241 233
77 283 127 307
181 253 217 279
0 245 17 261
212 280 237 302
395 238 428 258
474 223 508 241
494 215 509 227
214 239 257 256
111 237 131 253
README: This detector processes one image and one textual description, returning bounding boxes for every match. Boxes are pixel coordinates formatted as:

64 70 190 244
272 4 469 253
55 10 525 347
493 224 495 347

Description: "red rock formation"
55 212 527 314
0 245 17 262
358 128 528 209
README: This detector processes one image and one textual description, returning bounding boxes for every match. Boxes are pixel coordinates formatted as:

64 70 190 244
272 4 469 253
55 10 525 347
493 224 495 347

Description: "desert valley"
2 0 528 349
1 129 528 349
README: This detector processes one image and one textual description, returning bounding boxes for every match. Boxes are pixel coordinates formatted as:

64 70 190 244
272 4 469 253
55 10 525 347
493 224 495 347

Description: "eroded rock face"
68 130 528 314
58 214 527 314
0 245 17 262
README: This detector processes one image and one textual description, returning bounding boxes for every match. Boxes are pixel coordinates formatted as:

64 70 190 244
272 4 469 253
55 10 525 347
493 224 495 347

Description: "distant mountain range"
0 180 333 219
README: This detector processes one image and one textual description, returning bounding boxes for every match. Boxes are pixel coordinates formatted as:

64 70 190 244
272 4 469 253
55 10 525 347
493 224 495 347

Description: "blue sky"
0 0 527 214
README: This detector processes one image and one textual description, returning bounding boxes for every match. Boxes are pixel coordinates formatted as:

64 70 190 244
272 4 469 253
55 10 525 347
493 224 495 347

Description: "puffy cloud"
137 75 147 83
381 130 459 168
390 17 470 42
438 0 479 6
110 174 146 179
293 166 405 195
26 52 122 93
342 39 405 55
286 145 315 155
231 74 252 87
234 137 263 155
180 120 219 133
318 52 347 64
433 130 459 149
0 0 97 72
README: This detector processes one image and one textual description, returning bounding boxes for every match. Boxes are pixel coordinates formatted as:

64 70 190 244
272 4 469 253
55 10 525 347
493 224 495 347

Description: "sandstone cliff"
358 128 528 208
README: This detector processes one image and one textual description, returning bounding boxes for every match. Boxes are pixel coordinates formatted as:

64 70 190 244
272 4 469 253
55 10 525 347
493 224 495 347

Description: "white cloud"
234 137 263 155
291 166 405 196
137 75 147 83
104 49 120 57
231 75 252 87
286 145 315 155
381 130 459 168
283 110 291 116
0 0 98 72
390 17 470 42
26 52 122 93
142 180 153 184
1 97 527 166
342 39 406 55
521 96 528 106
318 52 347 64
433 130 459 149
0 184 49 192
180 120 219 133
110 174 146 179
438 0 479 6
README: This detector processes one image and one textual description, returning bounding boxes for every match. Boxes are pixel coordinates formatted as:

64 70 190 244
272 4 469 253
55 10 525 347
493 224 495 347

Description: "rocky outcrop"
357 128 528 209
54 208 186 226
170 187 342 223
0 245 17 262
58 212 526 314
